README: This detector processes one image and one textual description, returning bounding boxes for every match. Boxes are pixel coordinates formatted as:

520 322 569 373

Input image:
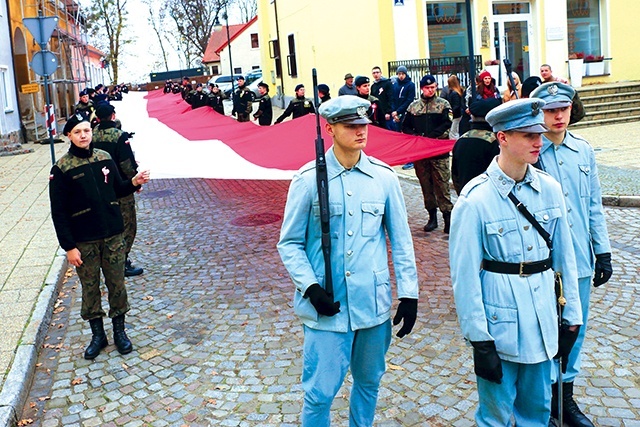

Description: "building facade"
257 0 638 100
203 16 261 78
1 0 21 146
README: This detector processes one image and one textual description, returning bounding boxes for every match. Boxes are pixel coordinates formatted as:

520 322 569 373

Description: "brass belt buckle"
519 261 531 277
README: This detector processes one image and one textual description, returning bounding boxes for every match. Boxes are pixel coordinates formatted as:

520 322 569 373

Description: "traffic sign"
30 51 58 76
21 83 40 93
23 16 59 46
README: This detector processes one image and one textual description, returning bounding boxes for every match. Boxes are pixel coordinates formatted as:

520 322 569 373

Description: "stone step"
570 114 640 129
581 91 640 106
583 98 640 112
577 82 640 97
583 106 640 121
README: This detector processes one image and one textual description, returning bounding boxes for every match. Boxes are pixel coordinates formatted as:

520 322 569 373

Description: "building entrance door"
492 2 533 90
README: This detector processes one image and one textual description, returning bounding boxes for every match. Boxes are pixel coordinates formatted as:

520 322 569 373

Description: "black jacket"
254 94 273 126
92 121 138 180
371 77 393 116
207 92 225 115
275 96 315 123
451 121 499 194
49 144 139 250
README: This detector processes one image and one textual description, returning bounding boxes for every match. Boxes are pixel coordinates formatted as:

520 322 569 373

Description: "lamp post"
215 7 234 93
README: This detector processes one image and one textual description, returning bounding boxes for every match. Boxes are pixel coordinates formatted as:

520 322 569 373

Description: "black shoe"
84 318 108 360
443 212 451 234
125 258 143 277
112 314 133 355
562 381 595 427
423 209 438 232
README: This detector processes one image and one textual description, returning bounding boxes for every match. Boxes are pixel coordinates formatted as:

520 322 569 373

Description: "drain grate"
231 213 282 227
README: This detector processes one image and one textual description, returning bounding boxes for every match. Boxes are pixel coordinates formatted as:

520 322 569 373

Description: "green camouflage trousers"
75 233 130 320
414 157 453 213
118 193 137 256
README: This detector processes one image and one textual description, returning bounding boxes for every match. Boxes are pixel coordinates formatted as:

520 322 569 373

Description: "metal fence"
388 55 482 93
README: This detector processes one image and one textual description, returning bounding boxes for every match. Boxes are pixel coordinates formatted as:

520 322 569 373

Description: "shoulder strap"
507 192 552 250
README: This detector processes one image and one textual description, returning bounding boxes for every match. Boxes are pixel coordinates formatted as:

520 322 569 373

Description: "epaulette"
298 160 316 174
92 148 112 162
460 173 489 197
462 129 497 143
566 130 589 145
368 156 394 172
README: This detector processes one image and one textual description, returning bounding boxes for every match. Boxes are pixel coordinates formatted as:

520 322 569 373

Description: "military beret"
420 74 436 87
521 76 542 98
319 95 371 125
317 84 330 95
257 82 269 91
95 103 115 120
236 76 245 81
485 98 548 133
196 82 203 88
530 82 575 109
355 76 369 86
95 84 104 91
396 65 408 74
63 112 90 136
295 84 305 92
469 97 502 118
344 73 354 80
86 88 95 95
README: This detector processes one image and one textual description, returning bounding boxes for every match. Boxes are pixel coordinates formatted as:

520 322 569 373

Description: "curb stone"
0 249 68 427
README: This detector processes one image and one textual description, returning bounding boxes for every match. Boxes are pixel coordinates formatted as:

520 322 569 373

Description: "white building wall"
218 20 262 77
0 0 22 137
393 0 420 61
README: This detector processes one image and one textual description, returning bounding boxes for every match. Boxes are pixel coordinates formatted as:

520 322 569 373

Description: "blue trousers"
553 276 591 383
301 320 392 427
476 359 552 427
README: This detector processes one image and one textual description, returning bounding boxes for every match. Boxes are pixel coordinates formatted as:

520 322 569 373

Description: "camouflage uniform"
402 95 454 214
49 144 139 320
92 123 139 256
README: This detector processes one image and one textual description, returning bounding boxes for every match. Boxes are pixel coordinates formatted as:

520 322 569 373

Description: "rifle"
312 68 333 301
555 272 566 427
503 59 520 99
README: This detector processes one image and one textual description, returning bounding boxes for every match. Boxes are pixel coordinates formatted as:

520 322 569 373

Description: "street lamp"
214 7 234 93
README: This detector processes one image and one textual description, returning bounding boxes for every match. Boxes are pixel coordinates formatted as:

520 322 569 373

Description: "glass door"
492 3 532 90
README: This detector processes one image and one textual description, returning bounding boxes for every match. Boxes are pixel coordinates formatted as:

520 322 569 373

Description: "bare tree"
164 0 229 68
85 0 131 84
235 0 257 23
143 0 170 72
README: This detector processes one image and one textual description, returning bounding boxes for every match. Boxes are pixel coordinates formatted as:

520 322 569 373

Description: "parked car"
222 69 263 101
207 74 244 97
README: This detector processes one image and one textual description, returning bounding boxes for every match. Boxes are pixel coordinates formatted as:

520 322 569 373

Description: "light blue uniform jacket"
450 159 583 364
277 147 419 332
538 132 611 278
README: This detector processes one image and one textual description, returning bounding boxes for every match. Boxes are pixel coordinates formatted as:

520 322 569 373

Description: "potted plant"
585 54 605 76
568 52 584 87
484 59 500 82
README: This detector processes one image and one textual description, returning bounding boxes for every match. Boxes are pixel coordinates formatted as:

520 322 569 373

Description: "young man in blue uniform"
449 98 583 426
277 96 419 427
531 82 612 427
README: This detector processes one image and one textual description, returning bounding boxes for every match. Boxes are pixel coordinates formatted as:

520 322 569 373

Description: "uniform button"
527 245 533 251
347 250 353 256
499 176 503 181
559 160 564 165
492 315 498 320
517 186 521 191
347 191 353 196
564 192 569 197
346 271 351 277
569 223 573 228
349 210 354 216
524 225 530 231
498 227 503 233
347 230 354 236
555 145 559 151
374 207 379 214
543 214 549 220
567 208 572 213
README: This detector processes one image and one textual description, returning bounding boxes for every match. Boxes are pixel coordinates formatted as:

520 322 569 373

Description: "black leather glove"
554 323 580 373
593 252 612 287
393 298 417 338
471 341 503 384
304 284 340 317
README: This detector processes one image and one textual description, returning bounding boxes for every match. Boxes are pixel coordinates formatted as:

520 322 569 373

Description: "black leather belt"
482 257 552 276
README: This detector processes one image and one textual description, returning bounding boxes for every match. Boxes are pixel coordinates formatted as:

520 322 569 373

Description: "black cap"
521 76 543 98
469 97 502 118
257 82 269 91
95 103 116 120
79 89 88 96
420 74 436 87
317 84 330 95
63 112 90 135
354 76 370 86
295 84 304 92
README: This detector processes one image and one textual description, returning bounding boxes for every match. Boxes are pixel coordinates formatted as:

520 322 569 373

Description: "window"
270 39 282 78
567 0 601 56
426 2 469 58
0 66 14 113
250 33 259 49
287 34 297 78
211 65 219 75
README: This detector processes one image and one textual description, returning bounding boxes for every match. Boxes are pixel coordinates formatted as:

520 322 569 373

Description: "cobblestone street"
19 175 640 427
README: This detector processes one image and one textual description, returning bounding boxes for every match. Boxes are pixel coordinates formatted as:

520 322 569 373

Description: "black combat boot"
443 212 451 234
84 317 108 360
423 209 438 232
550 382 560 424
125 257 143 277
562 381 595 427
112 314 133 355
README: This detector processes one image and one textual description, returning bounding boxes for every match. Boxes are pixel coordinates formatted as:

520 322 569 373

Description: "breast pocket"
532 207 562 249
485 303 519 357
578 164 591 198
361 202 385 237
312 203 343 238
485 219 519 258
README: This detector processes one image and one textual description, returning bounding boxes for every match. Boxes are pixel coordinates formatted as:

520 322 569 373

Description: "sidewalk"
0 104 639 426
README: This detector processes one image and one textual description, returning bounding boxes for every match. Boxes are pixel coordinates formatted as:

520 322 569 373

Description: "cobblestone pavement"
18 175 640 427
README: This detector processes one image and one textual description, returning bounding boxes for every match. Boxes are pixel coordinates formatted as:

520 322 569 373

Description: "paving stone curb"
0 249 68 427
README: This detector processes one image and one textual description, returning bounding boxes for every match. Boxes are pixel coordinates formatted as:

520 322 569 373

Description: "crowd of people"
54 62 611 427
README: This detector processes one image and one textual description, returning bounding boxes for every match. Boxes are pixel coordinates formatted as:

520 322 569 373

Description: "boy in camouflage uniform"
49 113 150 359
402 75 453 233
